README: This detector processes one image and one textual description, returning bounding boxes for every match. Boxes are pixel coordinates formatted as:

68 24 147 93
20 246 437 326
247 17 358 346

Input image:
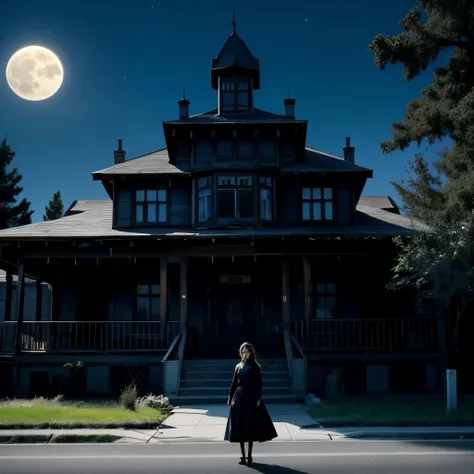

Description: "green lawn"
0 399 168 427
308 396 474 427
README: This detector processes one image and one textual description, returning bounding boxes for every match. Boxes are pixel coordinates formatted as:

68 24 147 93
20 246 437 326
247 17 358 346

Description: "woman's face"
241 346 251 361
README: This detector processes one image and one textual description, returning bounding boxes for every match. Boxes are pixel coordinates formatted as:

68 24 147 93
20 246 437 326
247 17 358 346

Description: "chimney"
343 137 355 164
179 98 190 120
114 139 126 164
284 98 296 118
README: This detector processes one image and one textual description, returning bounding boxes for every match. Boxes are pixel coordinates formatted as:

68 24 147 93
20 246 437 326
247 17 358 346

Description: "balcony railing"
0 322 16 353
18 321 167 353
291 317 436 352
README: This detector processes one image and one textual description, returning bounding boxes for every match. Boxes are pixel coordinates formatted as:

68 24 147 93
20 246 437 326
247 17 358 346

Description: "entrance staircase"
171 358 296 405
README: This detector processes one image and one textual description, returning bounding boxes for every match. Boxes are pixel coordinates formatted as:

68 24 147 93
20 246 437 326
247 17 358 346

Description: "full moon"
5 45 64 101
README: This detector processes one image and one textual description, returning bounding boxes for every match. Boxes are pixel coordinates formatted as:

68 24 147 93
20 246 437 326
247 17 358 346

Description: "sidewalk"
1 404 474 444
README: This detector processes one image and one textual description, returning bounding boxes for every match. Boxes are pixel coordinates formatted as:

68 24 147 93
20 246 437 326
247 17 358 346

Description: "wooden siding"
115 191 132 227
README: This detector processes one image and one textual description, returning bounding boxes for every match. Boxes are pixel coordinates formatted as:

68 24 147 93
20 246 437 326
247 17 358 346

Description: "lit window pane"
147 190 157 201
316 284 325 294
136 190 145 202
198 188 211 221
312 188 322 199
137 285 149 295
238 81 248 91
302 188 311 200
237 176 252 186
136 204 144 223
136 297 149 320
218 176 235 186
158 203 167 222
326 283 336 294
324 188 332 199
150 298 160 320
217 189 235 218
237 189 253 218
217 140 233 157
147 203 157 222
151 284 161 295
325 202 333 220
238 140 254 157
259 176 265 184
260 188 272 220
266 177 272 187
158 190 167 202
222 81 234 91
313 202 322 220
302 202 310 220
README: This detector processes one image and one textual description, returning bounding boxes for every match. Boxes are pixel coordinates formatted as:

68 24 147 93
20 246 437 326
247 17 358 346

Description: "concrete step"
181 371 290 381
170 393 298 406
178 387 292 397
180 379 291 389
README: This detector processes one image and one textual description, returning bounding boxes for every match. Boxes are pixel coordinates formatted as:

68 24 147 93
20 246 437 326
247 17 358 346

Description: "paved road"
1 440 474 473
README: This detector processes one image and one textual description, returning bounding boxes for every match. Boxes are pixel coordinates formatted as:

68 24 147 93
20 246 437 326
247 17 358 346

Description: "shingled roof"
164 108 304 124
0 198 422 240
211 31 260 89
92 149 190 179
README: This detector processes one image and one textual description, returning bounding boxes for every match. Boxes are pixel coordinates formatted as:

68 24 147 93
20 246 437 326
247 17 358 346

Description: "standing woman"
224 342 278 465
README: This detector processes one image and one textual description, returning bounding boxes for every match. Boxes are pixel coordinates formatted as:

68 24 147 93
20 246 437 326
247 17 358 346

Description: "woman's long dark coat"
224 361 278 443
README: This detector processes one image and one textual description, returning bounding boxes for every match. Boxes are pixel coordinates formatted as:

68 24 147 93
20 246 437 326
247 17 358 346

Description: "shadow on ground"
247 463 309 474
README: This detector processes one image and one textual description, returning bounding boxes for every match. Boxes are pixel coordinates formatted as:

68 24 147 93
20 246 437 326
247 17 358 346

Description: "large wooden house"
0 24 441 402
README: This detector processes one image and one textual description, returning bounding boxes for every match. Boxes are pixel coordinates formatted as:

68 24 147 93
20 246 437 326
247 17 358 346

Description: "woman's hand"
256 399 261 408
227 397 231 406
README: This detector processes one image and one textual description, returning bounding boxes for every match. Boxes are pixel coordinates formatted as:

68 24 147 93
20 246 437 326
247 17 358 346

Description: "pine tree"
0 138 33 229
43 190 64 221
369 1 474 362
368 0 474 222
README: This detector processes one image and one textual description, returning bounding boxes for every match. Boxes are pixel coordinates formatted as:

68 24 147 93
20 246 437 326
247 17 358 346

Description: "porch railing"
291 317 436 352
18 321 166 353
0 322 16 353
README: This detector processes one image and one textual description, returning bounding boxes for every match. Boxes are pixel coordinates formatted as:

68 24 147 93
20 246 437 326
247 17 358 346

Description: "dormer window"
302 187 334 222
220 77 252 113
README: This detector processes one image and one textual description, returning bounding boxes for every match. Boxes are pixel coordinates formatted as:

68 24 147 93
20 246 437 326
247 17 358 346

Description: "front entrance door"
214 283 258 358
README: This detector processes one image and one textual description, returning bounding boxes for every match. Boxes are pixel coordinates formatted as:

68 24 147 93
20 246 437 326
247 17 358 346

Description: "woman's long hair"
238 342 261 369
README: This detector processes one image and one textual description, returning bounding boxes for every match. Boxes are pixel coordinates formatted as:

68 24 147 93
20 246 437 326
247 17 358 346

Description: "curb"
0 422 162 430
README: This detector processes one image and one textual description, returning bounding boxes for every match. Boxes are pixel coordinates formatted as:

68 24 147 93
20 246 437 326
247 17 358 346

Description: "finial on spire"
232 10 237 34
183 88 186 100
287 85 292 99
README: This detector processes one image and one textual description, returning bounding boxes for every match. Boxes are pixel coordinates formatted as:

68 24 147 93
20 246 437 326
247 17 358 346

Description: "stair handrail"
289 331 307 364
283 328 293 386
162 331 182 363
176 326 187 394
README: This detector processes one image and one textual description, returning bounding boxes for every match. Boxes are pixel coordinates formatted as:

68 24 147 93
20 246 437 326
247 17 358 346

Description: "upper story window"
259 177 273 221
221 77 252 112
314 283 336 319
216 175 253 219
135 189 167 224
302 187 334 221
197 177 212 222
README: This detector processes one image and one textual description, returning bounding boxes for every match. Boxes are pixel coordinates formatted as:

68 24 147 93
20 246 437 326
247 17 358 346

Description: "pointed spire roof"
211 14 260 89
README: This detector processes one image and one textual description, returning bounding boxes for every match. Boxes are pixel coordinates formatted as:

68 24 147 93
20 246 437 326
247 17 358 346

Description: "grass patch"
52 435 121 443
0 398 168 428
307 396 474 427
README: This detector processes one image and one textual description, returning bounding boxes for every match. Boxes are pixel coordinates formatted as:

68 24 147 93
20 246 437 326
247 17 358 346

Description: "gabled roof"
280 147 373 175
164 108 305 125
211 32 260 89
92 149 190 179
0 198 423 240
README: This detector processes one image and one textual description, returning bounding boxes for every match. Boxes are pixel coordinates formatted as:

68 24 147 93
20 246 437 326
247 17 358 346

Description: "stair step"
180 379 290 389
178 387 292 397
170 393 299 405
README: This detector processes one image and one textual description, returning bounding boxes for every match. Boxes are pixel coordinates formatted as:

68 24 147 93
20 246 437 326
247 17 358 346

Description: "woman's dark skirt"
224 387 278 443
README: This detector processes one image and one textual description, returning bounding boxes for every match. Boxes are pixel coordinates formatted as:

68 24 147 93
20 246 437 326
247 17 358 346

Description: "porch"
0 317 436 354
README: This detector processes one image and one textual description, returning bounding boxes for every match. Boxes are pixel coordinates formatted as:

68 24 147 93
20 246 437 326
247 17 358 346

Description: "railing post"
160 258 168 347
14 260 25 355
303 259 311 347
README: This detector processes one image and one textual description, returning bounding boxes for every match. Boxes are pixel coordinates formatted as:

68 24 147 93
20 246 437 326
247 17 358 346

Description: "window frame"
301 187 335 223
133 189 168 225
259 176 274 222
313 282 336 319
135 283 161 321
197 176 212 223
220 77 252 113
215 174 255 221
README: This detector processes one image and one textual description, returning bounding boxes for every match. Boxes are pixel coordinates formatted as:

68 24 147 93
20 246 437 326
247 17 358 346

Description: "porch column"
35 280 43 322
160 259 168 344
4 271 12 321
303 259 311 346
281 261 290 330
14 260 25 355
180 260 188 332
